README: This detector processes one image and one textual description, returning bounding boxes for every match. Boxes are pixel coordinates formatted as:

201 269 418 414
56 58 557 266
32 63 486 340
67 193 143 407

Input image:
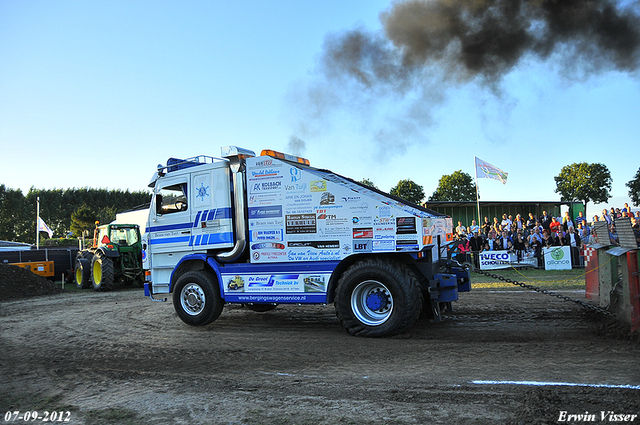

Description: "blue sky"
1 0 639 218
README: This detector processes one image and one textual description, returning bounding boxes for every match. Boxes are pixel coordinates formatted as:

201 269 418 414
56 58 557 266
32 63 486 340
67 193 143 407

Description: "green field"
470 267 588 290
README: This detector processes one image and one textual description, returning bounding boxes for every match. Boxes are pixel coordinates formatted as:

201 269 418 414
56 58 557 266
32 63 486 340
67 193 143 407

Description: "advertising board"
479 250 538 270
543 246 572 270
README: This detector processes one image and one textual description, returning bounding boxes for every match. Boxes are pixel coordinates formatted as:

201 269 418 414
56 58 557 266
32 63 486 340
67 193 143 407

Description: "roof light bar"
261 149 310 166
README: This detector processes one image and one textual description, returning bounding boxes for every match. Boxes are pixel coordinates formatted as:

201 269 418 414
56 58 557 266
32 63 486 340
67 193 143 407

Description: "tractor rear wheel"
91 252 115 291
75 258 92 289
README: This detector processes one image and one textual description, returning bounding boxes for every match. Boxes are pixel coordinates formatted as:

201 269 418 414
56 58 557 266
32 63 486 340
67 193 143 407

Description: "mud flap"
429 299 442 322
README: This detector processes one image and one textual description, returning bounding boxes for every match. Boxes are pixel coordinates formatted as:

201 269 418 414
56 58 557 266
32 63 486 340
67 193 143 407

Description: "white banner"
479 251 537 270
543 246 572 270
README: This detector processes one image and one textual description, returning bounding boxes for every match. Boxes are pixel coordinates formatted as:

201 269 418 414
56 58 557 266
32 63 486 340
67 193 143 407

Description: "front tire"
335 258 423 337
91 252 114 291
173 271 224 326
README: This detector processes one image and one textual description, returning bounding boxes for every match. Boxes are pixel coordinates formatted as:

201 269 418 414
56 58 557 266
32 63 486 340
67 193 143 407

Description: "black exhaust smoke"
326 0 640 87
290 0 640 153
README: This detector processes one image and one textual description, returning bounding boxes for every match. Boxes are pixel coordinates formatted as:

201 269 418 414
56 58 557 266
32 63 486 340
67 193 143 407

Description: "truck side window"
157 183 188 214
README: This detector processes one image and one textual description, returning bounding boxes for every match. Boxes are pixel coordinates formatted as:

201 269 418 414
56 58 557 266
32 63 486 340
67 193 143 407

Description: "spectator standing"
485 229 498 251
609 224 619 246
602 209 612 224
552 227 565 246
633 223 640 247
468 219 480 236
513 214 524 234
562 211 574 231
455 221 466 238
497 230 512 251
575 211 586 227
481 217 492 236
577 223 588 240
541 229 554 248
530 234 543 267
540 211 552 231
549 217 561 234
564 226 582 267
533 220 544 235
512 230 527 262
529 227 543 244
526 213 536 232
469 231 484 268
500 214 512 233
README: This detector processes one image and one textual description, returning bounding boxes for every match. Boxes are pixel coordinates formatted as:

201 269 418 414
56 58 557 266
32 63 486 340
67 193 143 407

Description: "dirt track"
1 285 639 425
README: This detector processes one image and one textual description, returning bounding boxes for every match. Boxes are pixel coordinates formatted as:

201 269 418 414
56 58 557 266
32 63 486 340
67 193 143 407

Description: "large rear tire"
91 251 114 291
75 259 92 289
335 258 423 337
173 271 224 326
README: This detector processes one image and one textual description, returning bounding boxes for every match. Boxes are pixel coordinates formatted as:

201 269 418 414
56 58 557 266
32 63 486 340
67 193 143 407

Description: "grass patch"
471 267 587 290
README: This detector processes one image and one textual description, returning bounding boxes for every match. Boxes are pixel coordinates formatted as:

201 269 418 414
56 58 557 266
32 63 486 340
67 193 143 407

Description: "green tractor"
75 222 144 291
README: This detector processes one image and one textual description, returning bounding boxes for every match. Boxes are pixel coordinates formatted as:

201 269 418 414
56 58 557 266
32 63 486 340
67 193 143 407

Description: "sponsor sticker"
353 240 372 253
248 205 282 220
250 229 284 242
251 242 285 250
252 181 282 192
310 180 327 192
286 213 317 234
288 241 340 249
353 228 373 239
396 217 417 234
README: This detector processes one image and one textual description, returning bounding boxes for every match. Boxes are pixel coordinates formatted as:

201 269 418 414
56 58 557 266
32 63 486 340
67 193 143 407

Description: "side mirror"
155 194 163 215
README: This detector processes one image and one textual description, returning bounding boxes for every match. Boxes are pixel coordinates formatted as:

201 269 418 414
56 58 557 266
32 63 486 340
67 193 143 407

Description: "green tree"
358 178 378 189
626 168 640 207
390 179 425 205
0 184 29 242
70 204 98 237
554 163 612 214
428 170 476 201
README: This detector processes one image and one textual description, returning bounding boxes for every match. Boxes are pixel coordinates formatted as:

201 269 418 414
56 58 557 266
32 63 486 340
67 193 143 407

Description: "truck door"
148 177 192 256
189 167 234 251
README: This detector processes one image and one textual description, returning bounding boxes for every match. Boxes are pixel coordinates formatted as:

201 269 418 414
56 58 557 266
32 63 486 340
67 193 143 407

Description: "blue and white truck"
142 146 470 336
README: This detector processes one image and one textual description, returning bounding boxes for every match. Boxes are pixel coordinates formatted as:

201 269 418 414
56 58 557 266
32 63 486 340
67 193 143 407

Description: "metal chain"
471 267 615 317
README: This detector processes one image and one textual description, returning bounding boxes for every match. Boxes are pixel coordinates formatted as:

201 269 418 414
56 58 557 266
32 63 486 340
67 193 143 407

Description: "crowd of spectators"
452 204 640 268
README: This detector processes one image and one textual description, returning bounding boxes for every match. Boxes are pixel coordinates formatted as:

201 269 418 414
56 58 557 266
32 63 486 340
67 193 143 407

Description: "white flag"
475 157 508 184
38 217 53 238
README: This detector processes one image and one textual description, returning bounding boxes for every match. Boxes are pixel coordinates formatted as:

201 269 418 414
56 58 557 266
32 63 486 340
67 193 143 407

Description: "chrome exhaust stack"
216 146 255 263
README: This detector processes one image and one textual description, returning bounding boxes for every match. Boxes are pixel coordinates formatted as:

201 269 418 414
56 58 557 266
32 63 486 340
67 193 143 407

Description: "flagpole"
36 197 40 249
474 157 481 229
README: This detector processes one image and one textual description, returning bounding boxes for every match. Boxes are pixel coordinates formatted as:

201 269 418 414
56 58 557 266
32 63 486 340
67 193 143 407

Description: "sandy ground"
0 284 638 425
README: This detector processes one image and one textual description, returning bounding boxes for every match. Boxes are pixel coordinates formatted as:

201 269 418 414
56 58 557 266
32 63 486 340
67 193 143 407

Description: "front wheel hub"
181 283 206 316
